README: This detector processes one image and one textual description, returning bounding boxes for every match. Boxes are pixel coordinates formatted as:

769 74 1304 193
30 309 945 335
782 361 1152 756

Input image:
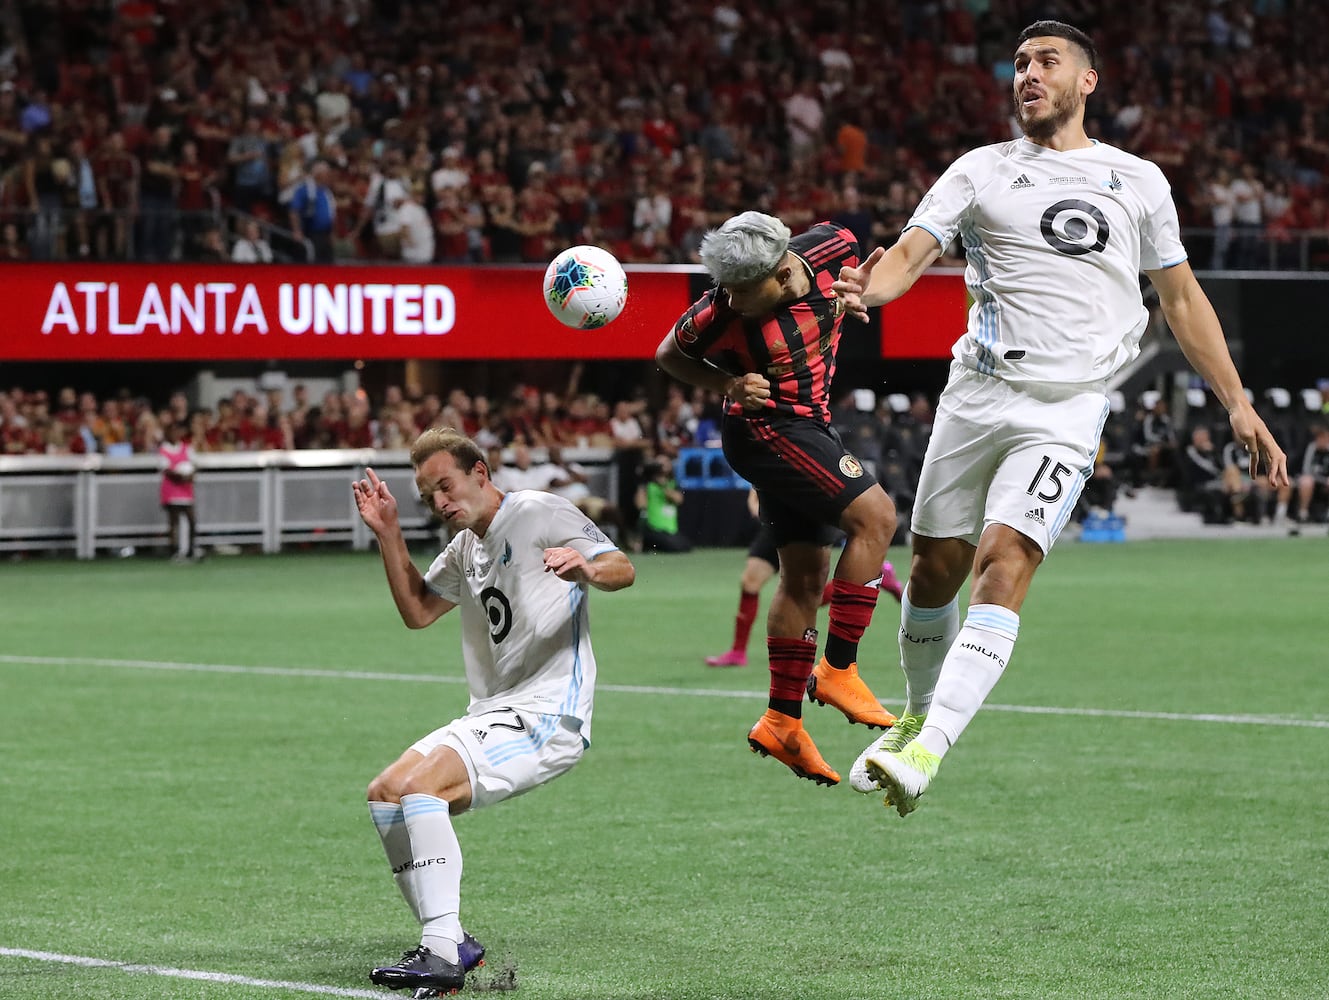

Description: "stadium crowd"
3 0 1329 533
5 376 1329 535
1 0 1328 266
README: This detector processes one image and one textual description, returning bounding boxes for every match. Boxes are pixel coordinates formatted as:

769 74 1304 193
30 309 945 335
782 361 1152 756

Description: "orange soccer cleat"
747 710 840 786
806 658 897 730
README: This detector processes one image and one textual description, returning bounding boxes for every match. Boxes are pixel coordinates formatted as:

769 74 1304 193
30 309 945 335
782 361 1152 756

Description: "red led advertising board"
1 263 965 361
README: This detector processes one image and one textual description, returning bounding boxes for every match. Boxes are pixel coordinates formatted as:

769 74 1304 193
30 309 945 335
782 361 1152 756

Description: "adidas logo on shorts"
1024 507 1046 525
1010 173 1035 189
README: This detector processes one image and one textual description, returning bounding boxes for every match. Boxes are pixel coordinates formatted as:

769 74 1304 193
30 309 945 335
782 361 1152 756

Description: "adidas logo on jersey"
1024 507 1046 525
1103 169 1124 192
471 728 488 743
1010 173 1035 189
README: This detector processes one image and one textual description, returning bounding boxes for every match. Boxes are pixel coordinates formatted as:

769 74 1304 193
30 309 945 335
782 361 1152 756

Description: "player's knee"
778 569 827 609
843 490 897 545
973 539 1041 596
366 775 400 804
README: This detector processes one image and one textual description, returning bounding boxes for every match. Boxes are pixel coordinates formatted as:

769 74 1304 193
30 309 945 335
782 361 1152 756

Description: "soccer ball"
542 245 628 329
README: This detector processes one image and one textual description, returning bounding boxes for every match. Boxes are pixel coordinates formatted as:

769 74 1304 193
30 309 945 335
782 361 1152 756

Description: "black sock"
823 634 855 669
768 697 802 718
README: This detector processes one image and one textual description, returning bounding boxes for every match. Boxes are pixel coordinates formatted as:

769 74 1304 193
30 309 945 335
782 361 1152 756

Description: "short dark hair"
1017 20 1098 73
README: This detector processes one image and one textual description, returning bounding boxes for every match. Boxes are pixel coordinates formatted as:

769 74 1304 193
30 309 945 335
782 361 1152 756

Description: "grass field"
2 539 1327 1000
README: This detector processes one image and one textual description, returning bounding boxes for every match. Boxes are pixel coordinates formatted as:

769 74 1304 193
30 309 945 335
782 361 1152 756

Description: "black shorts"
747 524 780 569
723 412 878 548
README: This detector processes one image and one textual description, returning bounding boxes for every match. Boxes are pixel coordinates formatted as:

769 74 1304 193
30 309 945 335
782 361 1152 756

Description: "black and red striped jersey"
671 222 859 424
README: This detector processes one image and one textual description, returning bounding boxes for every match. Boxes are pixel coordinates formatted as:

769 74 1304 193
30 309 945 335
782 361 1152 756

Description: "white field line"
2 653 1327 729
0 946 384 998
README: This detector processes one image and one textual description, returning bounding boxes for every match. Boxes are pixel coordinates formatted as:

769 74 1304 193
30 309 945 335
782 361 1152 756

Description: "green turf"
1 540 1326 999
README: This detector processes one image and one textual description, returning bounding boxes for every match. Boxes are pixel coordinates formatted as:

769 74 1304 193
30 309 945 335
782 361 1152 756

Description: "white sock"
369 801 419 920
401 793 463 964
917 604 1019 759
898 589 960 717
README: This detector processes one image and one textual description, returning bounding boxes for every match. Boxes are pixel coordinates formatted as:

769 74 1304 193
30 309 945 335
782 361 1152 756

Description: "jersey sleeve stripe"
903 221 947 246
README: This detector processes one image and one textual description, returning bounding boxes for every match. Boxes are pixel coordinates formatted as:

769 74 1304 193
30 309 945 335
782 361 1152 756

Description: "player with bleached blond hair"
656 211 901 788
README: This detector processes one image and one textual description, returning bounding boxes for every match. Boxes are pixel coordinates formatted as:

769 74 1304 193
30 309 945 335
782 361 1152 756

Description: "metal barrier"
0 448 616 558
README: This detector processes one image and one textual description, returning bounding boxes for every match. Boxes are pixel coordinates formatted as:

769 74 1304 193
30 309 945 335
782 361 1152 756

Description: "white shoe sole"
864 754 927 817
849 733 894 793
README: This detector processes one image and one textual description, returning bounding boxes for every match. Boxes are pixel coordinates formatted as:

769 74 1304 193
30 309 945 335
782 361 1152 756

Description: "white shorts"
910 363 1110 554
410 708 586 811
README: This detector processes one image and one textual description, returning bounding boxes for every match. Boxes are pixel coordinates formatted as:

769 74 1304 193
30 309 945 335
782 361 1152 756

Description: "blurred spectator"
158 420 198 562
0 219 26 260
395 189 435 264
1179 425 1233 524
1230 163 1265 269
491 441 570 493
484 184 523 263
138 125 179 262
358 147 409 258
831 184 873 252
632 179 672 253
547 444 629 544
66 139 99 259
194 224 229 262
93 133 138 260
430 145 469 194
226 117 270 213
636 455 691 553
22 133 68 260
1132 396 1177 488
1207 166 1235 269
231 218 274 263
288 160 337 263
1221 431 1291 525
176 139 218 259
1290 423 1329 533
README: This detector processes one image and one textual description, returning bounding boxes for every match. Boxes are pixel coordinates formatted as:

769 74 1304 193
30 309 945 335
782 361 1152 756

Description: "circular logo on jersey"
480 586 513 643
1040 199 1109 256
677 315 698 344
839 455 864 478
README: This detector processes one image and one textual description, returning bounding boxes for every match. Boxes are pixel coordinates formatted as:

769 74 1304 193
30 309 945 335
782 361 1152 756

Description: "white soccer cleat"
864 740 940 817
849 712 925 792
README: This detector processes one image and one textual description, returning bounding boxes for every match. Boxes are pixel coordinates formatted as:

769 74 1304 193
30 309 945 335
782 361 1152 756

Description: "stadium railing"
0 447 616 558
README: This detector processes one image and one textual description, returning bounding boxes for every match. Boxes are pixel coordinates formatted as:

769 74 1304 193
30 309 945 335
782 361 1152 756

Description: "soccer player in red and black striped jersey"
655 211 900 786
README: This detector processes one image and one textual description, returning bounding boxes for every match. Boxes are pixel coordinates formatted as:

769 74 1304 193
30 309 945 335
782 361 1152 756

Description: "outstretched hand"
352 467 400 535
832 246 886 322
1229 406 1289 487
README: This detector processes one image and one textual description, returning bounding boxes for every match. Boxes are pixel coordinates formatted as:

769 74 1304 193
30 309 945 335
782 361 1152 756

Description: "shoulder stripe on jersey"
803 237 851 266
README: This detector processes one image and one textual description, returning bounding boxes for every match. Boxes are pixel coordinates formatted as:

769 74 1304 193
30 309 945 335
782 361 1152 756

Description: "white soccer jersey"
908 137 1187 385
423 490 618 741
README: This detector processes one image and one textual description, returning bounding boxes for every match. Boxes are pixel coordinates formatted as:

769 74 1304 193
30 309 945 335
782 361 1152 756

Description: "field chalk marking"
0 946 384 998
2 653 1327 729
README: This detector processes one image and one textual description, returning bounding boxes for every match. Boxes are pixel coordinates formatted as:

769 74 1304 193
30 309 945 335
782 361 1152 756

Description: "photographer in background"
635 454 692 552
